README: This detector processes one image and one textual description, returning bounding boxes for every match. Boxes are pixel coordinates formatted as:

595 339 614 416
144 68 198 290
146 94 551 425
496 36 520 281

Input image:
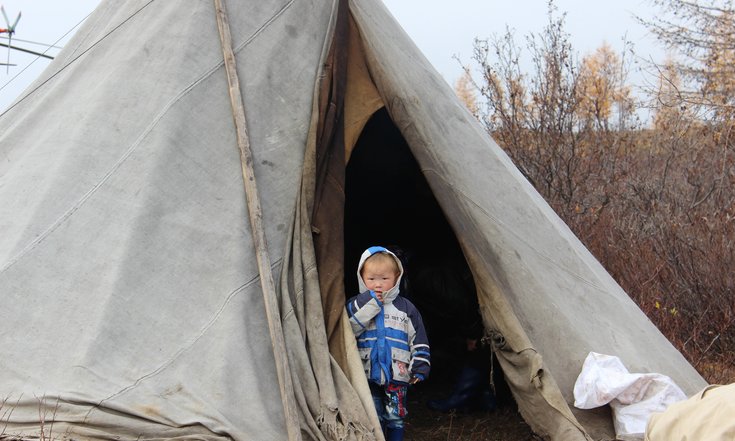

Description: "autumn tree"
454 71 479 116
651 57 693 130
463 4 579 206
635 0 735 377
576 43 635 130
461 1 634 220
642 0 735 122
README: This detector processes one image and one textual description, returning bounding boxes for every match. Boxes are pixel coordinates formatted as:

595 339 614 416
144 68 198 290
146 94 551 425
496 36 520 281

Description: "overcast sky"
0 0 663 112
382 0 663 84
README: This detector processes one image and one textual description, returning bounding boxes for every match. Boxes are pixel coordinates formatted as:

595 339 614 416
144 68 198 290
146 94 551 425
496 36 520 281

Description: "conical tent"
0 1 706 441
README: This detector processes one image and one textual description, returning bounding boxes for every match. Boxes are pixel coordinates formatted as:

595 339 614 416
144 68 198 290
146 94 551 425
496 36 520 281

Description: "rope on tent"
212 1 302 440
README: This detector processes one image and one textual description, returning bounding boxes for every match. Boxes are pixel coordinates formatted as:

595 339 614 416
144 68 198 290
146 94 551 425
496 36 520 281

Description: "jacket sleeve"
408 305 431 380
345 290 382 335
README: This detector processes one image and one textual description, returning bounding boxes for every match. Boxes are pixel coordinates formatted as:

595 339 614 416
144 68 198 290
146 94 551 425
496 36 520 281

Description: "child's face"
362 261 398 295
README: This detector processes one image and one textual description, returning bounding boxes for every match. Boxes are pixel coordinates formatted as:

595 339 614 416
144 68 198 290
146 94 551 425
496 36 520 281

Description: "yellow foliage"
652 57 691 131
702 9 735 120
454 72 479 116
576 43 631 127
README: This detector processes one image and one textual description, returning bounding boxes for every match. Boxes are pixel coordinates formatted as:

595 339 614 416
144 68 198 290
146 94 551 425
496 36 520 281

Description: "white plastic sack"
573 352 687 441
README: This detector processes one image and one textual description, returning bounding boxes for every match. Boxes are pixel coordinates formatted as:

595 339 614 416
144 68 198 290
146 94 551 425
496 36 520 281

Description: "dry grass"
405 407 540 441
402 379 539 441
0 395 61 441
695 361 735 386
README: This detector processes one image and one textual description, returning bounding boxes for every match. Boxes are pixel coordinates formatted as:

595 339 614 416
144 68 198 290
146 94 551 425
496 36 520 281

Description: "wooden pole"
212 1 302 440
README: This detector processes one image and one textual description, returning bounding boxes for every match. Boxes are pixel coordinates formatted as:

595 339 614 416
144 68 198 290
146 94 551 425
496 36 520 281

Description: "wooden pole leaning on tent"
212 1 302 440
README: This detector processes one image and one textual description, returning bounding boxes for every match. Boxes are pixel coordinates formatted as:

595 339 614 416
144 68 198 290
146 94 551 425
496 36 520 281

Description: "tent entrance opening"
344 108 514 420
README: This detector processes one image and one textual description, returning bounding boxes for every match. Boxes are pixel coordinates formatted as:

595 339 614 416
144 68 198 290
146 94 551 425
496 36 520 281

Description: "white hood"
356 246 404 304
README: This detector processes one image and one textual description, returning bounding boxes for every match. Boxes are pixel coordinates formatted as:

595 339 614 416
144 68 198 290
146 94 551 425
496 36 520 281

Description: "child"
346 246 431 441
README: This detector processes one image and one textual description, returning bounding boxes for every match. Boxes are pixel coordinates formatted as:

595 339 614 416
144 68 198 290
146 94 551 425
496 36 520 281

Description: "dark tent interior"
343 108 514 421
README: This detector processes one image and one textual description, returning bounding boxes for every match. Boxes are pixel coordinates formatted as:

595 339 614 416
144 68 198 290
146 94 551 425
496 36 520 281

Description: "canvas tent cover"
0 1 706 440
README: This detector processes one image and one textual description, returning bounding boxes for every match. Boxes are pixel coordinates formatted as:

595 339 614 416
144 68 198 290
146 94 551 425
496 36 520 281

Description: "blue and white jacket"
346 246 431 386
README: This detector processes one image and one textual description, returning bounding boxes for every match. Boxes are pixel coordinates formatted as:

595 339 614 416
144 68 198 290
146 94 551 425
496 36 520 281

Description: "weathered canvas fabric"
0 0 706 440
0 1 372 440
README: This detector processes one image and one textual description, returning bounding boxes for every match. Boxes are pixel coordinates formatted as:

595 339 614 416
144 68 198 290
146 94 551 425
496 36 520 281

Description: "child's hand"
409 376 421 385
